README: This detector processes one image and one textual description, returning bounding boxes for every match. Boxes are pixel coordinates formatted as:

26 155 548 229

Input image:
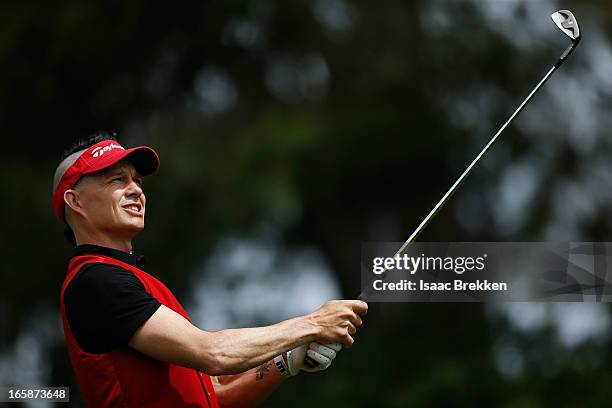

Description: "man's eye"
134 179 143 186
112 177 122 182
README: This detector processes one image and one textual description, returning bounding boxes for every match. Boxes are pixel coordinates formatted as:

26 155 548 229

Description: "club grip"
304 355 318 368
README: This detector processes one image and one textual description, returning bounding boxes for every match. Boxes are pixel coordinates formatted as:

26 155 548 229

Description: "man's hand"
286 342 342 376
307 300 368 347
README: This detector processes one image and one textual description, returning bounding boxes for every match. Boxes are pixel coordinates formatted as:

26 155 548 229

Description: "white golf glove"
286 342 342 376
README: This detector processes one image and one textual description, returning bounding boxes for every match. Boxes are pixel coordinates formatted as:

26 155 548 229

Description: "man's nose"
126 179 143 197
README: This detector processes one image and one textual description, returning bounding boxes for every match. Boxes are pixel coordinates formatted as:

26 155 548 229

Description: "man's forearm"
199 316 318 375
212 358 286 408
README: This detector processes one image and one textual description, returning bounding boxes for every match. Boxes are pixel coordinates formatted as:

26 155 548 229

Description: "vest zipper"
197 370 212 408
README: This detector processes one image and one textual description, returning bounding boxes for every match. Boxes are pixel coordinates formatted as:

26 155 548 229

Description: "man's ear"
64 189 85 217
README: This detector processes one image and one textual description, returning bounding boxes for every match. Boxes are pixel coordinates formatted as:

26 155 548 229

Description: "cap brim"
84 146 160 176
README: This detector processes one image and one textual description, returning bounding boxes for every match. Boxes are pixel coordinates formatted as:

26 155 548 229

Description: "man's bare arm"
212 342 342 408
128 300 366 376
211 360 285 408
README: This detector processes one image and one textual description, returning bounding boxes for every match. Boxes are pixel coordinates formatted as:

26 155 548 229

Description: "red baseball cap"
52 139 160 221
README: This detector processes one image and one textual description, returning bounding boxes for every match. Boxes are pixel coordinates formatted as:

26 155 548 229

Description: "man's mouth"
122 203 143 216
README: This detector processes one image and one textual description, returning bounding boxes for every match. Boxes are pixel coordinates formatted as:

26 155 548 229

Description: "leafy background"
2 0 612 406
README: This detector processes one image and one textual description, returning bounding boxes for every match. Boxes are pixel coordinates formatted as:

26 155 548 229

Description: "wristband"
273 354 290 378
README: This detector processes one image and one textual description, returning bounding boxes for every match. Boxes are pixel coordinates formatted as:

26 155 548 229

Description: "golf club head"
551 10 580 42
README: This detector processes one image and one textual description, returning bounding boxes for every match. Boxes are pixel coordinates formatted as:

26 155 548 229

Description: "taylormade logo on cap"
91 143 124 158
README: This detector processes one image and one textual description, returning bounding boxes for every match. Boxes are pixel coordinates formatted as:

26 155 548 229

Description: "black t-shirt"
64 245 161 354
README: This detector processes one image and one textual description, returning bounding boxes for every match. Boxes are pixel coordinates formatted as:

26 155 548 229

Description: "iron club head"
551 10 580 42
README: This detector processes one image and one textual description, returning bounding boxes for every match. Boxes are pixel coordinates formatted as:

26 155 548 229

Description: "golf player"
53 131 367 408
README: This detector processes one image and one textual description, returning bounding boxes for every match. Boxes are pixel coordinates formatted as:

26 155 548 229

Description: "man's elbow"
195 334 241 376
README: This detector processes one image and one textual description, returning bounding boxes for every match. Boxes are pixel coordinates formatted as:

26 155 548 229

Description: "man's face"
74 160 146 238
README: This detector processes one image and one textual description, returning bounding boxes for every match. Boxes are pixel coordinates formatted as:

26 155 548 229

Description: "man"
53 131 367 408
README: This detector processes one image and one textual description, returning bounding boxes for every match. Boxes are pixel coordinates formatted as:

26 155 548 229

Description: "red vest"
60 254 219 408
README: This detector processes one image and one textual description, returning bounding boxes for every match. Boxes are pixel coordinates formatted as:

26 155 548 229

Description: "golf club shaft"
393 40 579 260
397 64 557 255
358 63 562 301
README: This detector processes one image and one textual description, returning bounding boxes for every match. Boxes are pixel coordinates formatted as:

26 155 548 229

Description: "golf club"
357 10 581 300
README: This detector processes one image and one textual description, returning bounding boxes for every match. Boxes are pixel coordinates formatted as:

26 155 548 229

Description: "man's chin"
116 220 145 236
